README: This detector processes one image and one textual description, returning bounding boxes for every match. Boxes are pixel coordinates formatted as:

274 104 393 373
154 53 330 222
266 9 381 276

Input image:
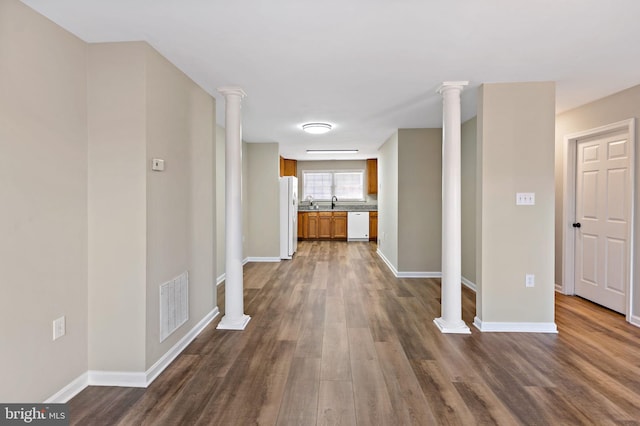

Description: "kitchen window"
303 170 365 201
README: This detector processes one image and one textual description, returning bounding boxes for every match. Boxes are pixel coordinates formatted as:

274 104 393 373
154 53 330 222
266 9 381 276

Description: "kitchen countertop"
298 204 377 212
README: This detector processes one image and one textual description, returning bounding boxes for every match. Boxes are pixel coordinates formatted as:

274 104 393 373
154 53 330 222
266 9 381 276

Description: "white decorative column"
217 86 251 330
434 81 471 334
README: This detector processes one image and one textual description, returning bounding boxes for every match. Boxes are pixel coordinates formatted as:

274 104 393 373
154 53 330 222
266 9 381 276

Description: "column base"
216 314 251 331
433 317 471 334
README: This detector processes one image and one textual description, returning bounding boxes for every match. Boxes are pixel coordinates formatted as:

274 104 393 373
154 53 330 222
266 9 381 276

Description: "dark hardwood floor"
69 241 640 425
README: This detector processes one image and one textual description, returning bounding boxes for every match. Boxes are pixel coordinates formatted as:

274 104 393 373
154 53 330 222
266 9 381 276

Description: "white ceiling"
21 0 640 160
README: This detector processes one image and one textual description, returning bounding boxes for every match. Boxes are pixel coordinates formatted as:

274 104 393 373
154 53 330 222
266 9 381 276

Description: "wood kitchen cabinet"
298 211 346 240
318 212 333 239
280 156 297 177
369 211 378 242
298 211 307 239
367 159 378 194
307 212 318 239
332 212 347 239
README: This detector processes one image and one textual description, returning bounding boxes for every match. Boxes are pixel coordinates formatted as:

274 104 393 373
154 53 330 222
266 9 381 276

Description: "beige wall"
397 129 442 272
87 42 148 372
476 82 556 324
461 117 477 284
88 41 216 371
378 132 399 269
378 129 443 273
242 141 249 258
143 46 216 368
0 0 89 402
1 2 217 398
555 84 640 318
2 0 262 401
216 125 226 281
246 143 280 258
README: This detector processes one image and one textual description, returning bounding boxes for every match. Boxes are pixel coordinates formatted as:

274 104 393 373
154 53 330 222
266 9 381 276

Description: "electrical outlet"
525 274 535 288
53 316 65 340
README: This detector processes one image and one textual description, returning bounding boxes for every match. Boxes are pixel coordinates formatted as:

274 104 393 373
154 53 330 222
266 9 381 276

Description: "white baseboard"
145 307 219 384
473 316 558 333
44 372 88 403
242 257 249 265
377 249 399 277
396 271 441 278
377 249 438 278
555 283 563 293
629 314 640 328
377 250 477 289
216 273 225 286
245 257 281 263
46 308 220 401
461 276 477 292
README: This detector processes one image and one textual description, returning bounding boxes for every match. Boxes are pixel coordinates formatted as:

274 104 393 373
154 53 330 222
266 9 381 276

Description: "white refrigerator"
280 176 298 259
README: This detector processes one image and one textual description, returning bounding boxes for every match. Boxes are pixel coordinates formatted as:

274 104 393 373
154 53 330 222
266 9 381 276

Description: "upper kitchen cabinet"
280 156 297 177
367 159 378 194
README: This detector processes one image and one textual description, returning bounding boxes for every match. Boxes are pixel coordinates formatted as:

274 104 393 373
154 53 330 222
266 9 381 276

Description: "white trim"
376 250 477 290
244 257 281 263
216 273 225 286
562 118 635 322
145 307 219 384
44 372 88 403
629 314 640 328
216 313 251 330
377 249 399 277
461 276 477 292
433 318 471 334
555 283 564 293
473 316 558 333
396 271 441 278
242 257 249 265
48 308 220 397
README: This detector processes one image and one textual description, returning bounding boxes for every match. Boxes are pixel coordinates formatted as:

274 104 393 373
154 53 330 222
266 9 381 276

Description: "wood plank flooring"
69 241 640 425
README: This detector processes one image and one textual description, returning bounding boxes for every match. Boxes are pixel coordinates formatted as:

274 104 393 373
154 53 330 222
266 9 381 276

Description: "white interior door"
574 131 631 314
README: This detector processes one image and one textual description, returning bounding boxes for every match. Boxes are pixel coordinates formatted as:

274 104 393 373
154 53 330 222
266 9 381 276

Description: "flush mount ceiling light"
302 122 332 134
306 149 358 154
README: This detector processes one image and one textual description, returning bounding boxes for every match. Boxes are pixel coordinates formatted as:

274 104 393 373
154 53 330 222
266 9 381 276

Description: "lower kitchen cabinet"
332 212 347 239
369 211 378 241
298 212 307 239
298 211 347 240
307 212 318 239
318 212 332 239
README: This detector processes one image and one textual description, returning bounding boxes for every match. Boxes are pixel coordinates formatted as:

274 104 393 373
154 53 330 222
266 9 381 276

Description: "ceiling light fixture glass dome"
302 122 332 134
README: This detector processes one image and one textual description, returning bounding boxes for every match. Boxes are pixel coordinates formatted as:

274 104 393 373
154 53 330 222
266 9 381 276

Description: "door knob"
572 222 581 228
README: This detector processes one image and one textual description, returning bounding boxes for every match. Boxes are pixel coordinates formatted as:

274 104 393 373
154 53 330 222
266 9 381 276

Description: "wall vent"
160 271 189 342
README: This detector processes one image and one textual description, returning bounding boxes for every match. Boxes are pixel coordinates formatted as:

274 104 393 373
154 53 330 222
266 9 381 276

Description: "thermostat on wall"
152 158 165 171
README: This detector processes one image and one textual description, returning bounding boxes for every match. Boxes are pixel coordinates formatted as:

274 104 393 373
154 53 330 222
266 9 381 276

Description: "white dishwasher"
347 211 370 241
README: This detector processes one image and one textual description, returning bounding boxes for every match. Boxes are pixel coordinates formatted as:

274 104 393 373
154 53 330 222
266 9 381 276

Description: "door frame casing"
562 118 635 322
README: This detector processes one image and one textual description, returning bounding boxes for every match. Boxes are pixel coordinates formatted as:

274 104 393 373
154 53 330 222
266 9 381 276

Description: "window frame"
302 169 365 202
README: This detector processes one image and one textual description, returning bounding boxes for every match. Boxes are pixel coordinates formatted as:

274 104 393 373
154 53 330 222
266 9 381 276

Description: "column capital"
437 81 469 94
218 86 247 98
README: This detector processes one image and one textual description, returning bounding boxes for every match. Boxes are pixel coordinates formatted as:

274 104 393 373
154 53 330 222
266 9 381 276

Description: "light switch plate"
516 192 535 205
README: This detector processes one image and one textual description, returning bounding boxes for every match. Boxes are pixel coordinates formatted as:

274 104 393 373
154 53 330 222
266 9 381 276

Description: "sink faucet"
331 196 338 209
